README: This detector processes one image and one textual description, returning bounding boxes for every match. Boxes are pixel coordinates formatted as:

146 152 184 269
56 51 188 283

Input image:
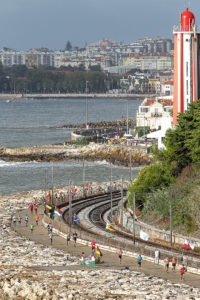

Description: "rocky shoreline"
0 143 153 166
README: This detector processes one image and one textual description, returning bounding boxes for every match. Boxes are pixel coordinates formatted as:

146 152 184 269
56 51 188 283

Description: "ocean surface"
0 97 142 194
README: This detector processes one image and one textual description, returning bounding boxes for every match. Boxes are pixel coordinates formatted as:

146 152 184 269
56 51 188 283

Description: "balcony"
151 113 162 118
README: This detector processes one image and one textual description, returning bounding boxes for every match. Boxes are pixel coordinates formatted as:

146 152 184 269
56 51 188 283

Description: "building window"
186 62 188 77
186 80 189 95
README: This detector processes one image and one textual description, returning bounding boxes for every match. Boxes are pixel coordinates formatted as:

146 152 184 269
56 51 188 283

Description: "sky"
0 0 200 51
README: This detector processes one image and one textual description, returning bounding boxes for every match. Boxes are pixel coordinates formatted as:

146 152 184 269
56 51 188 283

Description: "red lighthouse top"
181 8 195 31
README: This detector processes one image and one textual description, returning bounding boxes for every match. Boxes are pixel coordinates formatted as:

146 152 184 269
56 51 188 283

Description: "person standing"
35 215 39 225
25 215 29 227
91 253 96 268
12 215 17 226
155 250 160 264
91 240 96 252
164 257 169 272
67 233 70 246
34 204 38 214
81 252 86 268
73 232 77 247
17 215 22 224
49 233 53 245
30 223 34 233
172 257 176 271
180 265 185 280
137 254 142 268
29 204 33 214
118 249 123 264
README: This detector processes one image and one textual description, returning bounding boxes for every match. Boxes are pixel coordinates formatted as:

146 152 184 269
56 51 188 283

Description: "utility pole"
83 156 85 185
110 163 113 220
129 150 132 181
121 176 123 227
133 192 135 245
51 163 54 205
45 169 47 191
126 100 129 135
83 156 85 196
170 186 173 247
85 80 89 129
69 180 72 232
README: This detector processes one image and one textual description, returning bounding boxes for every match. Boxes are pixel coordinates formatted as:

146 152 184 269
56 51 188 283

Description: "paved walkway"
13 206 200 288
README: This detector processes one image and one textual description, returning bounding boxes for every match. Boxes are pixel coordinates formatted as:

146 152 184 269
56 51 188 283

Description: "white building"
136 96 173 130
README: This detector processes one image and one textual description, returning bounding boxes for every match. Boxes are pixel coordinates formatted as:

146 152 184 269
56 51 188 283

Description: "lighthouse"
173 8 200 125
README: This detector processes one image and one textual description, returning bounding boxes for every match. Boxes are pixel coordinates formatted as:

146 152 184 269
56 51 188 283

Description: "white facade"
136 97 173 130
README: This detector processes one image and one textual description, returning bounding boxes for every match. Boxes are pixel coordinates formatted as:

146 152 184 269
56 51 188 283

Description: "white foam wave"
0 160 38 168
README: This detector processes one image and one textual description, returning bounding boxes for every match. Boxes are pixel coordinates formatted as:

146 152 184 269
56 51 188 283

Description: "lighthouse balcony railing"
173 25 200 33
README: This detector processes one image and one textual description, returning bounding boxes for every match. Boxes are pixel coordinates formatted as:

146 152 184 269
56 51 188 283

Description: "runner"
91 240 96 252
49 225 53 233
35 215 39 225
17 215 22 224
49 233 53 245
29 204 33 213
91 253 96 268
30 223 34 233
66 233 70 246
73 232 77 247
25 215 29 227
180 265 185 280
164 257 169 272
172 257 176 271
118 249 123 264
81 252 86 268
34 204 38 214
12 215 17 226
137 254 142 268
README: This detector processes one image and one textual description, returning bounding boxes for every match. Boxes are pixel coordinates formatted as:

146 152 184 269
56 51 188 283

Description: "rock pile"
0 143 153 166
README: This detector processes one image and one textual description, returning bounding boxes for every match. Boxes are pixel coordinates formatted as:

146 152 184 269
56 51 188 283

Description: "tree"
65 40 72 51
161 100 200 172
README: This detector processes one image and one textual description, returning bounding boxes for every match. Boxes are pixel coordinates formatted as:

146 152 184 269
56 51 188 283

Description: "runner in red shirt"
91 240 96 251
29 204 33 213
34 204 38 214
180 265 185 280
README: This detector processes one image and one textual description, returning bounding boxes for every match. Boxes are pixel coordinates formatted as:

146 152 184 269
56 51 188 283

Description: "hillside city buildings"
0 37 173 73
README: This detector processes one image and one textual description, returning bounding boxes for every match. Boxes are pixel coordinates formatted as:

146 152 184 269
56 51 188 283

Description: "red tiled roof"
144 98 173 107
165 80 174 85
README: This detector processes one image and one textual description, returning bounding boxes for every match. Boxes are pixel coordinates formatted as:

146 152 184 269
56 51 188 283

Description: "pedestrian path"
13 206 200 288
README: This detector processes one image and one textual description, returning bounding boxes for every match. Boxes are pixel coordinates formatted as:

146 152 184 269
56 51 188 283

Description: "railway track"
61 192 200 262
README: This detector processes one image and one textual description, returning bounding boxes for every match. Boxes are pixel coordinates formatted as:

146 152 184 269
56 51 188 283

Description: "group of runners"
164 256 186 280
12 202 188 281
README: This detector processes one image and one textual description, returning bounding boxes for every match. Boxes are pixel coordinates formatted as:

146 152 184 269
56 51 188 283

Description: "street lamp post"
51 163 54 205
129 150 132 181
133 192 136 245
110 163 113 219
85 80 89 129
126 100 129 135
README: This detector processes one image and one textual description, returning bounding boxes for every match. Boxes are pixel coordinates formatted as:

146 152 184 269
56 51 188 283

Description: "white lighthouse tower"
173 8 200 125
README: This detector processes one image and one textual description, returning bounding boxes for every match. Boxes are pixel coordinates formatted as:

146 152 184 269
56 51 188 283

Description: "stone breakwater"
59 119 136 129
0 188 200 299
0 143 153 166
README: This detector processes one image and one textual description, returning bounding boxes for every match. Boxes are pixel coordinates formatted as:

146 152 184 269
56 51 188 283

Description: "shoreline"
0 92 153 100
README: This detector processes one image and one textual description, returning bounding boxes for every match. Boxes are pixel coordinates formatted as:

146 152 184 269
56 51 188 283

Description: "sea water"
0 97 142 194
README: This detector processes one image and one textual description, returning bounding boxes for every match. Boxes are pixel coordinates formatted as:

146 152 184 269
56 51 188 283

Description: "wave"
0 160 38 168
